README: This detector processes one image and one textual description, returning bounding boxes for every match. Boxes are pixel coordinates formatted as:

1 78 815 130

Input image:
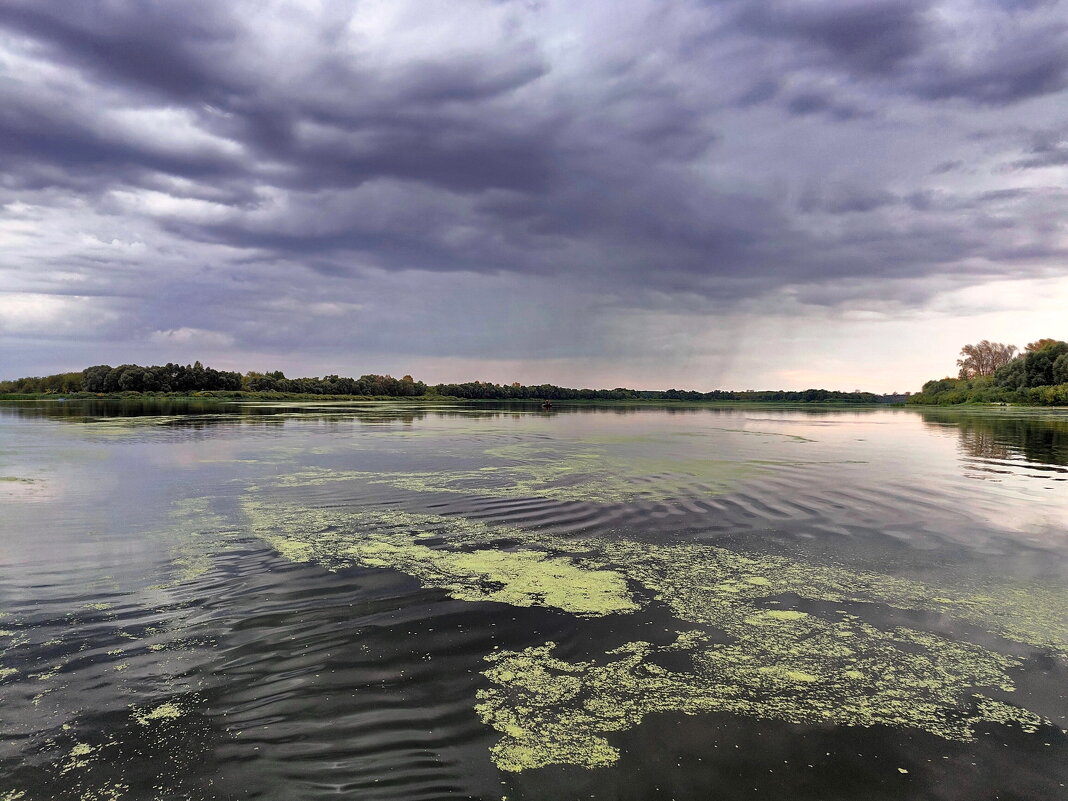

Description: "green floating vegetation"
476 624 1045 772
240 497 1066 772
133 702 184 725
590 538 1068 658
242 499 524 553
242 500 637 617
162 497 239 584
248 498 1068 658
273 436 768 503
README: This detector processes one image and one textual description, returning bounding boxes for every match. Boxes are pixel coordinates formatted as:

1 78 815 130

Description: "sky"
1 0 1067 393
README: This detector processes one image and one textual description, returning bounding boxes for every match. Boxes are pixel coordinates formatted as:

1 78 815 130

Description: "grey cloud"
931 160 963 174
0 1 238 101
783 89 872 119
798 185 898 214
1012 130 1068 168
733 0 1068 106
2 0 1068 374
911 28 1068 105
736 0 929 76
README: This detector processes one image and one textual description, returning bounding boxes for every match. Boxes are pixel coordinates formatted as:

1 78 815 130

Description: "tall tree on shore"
956 340 1018 378
1025 338 1058 353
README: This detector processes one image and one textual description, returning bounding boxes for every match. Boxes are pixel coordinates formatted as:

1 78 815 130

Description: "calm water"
1 400 1066 801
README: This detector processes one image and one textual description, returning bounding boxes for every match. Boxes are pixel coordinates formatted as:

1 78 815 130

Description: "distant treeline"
0 362 427 397
431 383 882 403
0 362 886 403
909 338 1068 406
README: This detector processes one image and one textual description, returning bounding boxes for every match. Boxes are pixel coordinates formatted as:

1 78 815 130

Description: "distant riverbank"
0 361 896 404
0 391 905 406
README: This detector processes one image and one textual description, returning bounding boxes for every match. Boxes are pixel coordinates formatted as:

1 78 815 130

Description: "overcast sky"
2 0 1067 391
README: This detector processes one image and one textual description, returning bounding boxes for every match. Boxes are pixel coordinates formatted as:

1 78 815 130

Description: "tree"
992 357 1027 389
1026 338 1058 353
956 340 1017 379
1054 353 1068 385
1025 341 1068 388
82 365 113 393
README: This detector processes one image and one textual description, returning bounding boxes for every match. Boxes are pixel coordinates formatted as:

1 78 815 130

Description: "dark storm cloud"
735 0 929 76
1 0 1067 369
732 0 1068 106
0 1 237 101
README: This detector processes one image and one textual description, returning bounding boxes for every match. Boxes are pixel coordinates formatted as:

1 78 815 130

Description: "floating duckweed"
61 742 97 774
158 496 243 584
134 702 184 724
0 668 17 680
245 496 1068 657
243 500 636 617
274 437 766 503
270 537 314 563
589 539 1068 657
240 498 1065 771
747 610 809 624
973 696 1045 734
477 620 1048 772
243 498 521 551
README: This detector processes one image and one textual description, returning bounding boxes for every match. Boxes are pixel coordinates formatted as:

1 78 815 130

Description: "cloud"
732 0 1068 106
1 0 1067 386
148 327 235 348
736 0 929 77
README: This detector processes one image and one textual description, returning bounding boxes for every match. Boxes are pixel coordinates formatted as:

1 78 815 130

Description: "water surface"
1 400 1066 800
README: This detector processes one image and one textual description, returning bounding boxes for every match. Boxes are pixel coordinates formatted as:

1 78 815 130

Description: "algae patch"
134 701 184 724
274 436 767 503
157 496 241 585
240 498 1066 772
474 535 1063 771
476 622 1047 772
243 500 637 617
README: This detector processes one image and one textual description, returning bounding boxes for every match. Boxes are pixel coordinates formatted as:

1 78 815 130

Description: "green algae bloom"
476 623 1047 772
472 534 1063 770
243 500 637 617
273 435 769 503
134 701 184 724
240 497 1066 772
154 496 243 585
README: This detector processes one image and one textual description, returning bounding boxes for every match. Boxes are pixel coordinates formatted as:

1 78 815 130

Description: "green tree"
1025 341 1068 388
956 340 1018 378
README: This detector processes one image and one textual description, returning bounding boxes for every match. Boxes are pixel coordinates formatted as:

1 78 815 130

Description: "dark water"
1 400 1066 801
